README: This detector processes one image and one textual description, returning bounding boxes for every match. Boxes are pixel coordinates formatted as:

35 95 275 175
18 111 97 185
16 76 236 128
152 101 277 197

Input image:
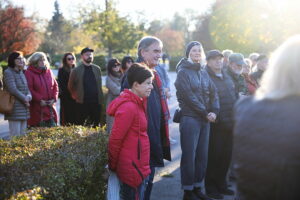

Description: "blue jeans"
180 116 210 190
120 177 148 200
143 166 155 200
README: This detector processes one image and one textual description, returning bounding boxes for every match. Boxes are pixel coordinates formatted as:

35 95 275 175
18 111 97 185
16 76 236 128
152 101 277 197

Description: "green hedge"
0 126 108 200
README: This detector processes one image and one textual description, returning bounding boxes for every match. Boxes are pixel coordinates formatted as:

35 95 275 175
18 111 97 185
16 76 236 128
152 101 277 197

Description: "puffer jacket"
4 67 31 120
108 89 150 188
175 58 219 120
234 96 300 200
25 66 58 126
206 66 237 130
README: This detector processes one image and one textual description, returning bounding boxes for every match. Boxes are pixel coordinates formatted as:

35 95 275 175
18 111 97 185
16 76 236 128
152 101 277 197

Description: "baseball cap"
229 53 246 65
206 50 224 60
81 47 94 55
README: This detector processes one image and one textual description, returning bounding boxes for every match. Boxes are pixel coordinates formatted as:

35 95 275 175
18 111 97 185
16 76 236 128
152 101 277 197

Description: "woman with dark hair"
106 58 122 133
121 56 134 73
3 51 31 138
25 52 58 127
58 52 77 125
108 63 153 200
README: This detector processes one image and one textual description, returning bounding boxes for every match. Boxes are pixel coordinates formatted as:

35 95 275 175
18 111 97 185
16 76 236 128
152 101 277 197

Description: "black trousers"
205 124 233 193
75 102 101 127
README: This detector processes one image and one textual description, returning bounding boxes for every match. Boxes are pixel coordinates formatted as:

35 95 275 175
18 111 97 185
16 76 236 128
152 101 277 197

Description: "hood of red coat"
107 89 146 116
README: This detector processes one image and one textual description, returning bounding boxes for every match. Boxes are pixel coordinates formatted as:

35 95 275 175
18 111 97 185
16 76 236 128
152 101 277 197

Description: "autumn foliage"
0 4 40 61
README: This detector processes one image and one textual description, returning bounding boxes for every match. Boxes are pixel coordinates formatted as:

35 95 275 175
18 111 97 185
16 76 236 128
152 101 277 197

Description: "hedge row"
0 126 108 200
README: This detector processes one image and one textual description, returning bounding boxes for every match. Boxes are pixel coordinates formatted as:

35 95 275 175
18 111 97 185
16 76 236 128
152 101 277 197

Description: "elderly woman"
234 35 300 200
3 51 31 137
25 52 58 127
175 41 219 200
58 52 77 125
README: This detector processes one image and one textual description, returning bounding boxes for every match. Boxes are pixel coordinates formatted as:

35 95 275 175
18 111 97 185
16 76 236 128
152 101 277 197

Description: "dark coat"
206 66 237 130
234 96 300 200
57 67 77 125
250 69 264 86
175 58 219 120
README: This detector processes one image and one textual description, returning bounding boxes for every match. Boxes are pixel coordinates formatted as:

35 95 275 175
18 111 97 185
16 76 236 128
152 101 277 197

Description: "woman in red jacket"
108 63 153 200
25 52 58 127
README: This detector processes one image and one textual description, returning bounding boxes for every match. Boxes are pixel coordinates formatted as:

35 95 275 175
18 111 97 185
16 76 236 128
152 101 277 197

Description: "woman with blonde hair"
234 35 300 200
25 52 58 127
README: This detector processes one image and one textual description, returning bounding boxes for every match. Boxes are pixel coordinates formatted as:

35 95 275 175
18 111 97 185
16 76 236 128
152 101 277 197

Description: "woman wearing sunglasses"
57 52 77 125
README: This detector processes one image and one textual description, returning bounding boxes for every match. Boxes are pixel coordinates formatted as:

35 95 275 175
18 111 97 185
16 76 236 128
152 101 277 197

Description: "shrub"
0 126 108 200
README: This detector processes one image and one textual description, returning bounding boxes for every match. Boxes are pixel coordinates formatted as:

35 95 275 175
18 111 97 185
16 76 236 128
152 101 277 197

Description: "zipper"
132 161 144 181
137 139 141 160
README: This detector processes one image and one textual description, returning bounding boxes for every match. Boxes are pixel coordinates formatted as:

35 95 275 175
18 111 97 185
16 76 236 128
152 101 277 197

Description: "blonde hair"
256 35 300 100
28 52 50 68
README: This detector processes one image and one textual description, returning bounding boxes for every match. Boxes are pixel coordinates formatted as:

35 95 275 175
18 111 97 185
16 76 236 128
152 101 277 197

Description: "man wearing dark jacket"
68 47 103 127
205 50 238 199
121 36 171 200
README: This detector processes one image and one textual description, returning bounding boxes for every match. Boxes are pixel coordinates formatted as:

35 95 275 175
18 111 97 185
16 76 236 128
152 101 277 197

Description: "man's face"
257 58 268 71
141 42 162 68
229 62 243 75
81 51 94 64
207 56 223 72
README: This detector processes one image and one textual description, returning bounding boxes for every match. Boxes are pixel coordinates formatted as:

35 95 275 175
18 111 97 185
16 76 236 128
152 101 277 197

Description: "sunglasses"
67 57 75 61
127 60 133 63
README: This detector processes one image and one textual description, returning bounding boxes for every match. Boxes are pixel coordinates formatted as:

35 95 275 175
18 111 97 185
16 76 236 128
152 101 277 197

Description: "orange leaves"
0 5 40 60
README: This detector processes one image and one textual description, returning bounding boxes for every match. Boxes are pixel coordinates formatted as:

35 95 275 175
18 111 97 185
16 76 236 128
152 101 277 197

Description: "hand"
24 101 30 107
47 99 55 106
40 100 47 106
207 112 216 122
27 94 32 101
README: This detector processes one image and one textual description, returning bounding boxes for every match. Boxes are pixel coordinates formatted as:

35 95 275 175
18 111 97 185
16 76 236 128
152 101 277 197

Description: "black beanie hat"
185 41 201 58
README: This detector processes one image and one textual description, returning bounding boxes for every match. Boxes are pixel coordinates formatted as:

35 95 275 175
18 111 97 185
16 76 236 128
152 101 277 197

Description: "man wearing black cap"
68 47 103 127
205 50 237 199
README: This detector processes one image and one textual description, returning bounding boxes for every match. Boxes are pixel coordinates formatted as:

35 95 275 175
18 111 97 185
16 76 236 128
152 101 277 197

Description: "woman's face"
66 55 76 67
134 77 154 98
14 56 24 68
126 59 133 69
189 45 202 63
112 64 121 72
38 56 47 68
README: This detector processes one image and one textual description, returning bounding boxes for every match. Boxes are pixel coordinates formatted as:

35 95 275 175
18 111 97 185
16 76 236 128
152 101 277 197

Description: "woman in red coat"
25 52 58 127
108 63 153 200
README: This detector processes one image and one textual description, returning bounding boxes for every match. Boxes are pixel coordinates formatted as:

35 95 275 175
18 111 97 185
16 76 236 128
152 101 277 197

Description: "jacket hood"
176 58 201 72
27 65 48 74
107 89 144 116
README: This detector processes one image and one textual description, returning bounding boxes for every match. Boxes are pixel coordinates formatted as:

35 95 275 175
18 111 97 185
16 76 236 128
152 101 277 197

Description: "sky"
11 0 215 22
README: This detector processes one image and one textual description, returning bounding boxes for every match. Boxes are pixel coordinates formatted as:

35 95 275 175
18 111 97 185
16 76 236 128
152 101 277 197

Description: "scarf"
153 70 171 150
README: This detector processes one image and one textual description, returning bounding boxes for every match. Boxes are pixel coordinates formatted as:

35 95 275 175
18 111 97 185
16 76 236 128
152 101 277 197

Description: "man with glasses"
68 47 103 127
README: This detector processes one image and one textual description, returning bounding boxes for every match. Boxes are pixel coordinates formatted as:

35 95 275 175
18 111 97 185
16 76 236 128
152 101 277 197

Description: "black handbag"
173 108 182 123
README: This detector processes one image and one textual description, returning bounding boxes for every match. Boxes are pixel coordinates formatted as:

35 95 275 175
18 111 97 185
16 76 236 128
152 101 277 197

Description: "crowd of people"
1 34 300 200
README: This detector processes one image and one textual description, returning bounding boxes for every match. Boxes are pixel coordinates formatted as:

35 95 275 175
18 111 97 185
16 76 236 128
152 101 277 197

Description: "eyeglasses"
67 57 75 61
127 60 133 63
113 64 121 68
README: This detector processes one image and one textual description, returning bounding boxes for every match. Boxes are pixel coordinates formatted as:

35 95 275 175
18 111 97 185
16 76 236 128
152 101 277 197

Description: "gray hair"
28 52 50 68
137 36 163 62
